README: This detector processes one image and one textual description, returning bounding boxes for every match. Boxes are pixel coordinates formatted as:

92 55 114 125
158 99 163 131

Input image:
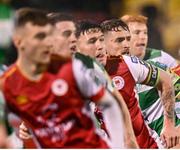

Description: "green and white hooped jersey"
136 48 179 136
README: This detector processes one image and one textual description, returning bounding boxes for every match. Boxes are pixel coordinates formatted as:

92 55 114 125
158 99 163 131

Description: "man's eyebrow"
99 34 104 38
88 37 97 42
63 29 72 33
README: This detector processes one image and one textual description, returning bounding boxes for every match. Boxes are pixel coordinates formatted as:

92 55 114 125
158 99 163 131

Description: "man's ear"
12 34 20 48
12 34 24 51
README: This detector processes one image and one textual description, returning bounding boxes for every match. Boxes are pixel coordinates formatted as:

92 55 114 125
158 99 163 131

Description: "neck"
16 56 48 81
141 51 146 60
105 55 121 75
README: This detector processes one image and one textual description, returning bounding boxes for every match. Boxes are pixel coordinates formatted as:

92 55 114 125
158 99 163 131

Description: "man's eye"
99 38 104 42
62 31 72 37
133 31 140 35
115 38 124 43
127 36 131 41
88 38 96 44
34 32 46 40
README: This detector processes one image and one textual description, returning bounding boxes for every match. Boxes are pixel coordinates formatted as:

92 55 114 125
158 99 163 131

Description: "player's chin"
97 58 107 66
58 54 72 61
136 47 145 52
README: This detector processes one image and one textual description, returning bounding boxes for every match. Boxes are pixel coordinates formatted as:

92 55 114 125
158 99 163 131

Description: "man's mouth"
136 43 145 47
121 48 130 55
96 53 105 58
70 45 77 52
43 50 50 55
121 51 129 55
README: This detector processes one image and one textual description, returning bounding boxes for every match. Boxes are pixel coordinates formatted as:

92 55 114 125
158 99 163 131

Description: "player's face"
16 22 53 65
104 29 131 57
77 29 107 66
128 22 148 59
52 21 77 58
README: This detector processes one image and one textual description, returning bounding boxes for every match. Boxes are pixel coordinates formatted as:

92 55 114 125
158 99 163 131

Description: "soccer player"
47 13 77 55
121 14 178 66
0 8 132 148
121 14 180 147
18 15 139 148
75 21 138 148
76 21 107 66
101 19 179 148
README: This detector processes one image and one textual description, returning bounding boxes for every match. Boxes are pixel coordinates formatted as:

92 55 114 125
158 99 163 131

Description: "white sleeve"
93 61 114 93
72 58 104 101
99 90 125 148
123 55 159 86
161 51 178 68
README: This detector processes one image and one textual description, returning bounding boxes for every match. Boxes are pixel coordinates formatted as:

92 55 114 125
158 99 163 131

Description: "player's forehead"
82 29 103 39
106 29 129 39
24 22 53 35
55 21 76 32
128 22 147 31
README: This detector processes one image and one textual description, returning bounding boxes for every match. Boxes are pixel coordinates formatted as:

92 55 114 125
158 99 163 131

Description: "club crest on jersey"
112 76 125 90
51 79 68 96
16 95 28 105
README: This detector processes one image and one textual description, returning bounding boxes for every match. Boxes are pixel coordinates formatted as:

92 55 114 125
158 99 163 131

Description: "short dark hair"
76 21 102 38
14 7 50 29
47 12 76 25
101 19 129 33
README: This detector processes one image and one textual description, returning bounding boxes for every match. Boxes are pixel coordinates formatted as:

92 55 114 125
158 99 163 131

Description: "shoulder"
0 64 17 89
0 64 8 76
160 50 176 62
123 55 148 68
147 48 177 68
145 48 162 60
0 64 17 79
74 52 94 68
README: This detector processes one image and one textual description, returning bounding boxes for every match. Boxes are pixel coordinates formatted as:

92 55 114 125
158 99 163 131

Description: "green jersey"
136 48 179 136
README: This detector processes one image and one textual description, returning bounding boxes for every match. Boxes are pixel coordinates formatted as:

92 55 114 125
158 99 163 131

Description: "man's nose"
123 39 130 47
69 33 77 43
96 39 104 49
139 32 146 40
45 36 53 49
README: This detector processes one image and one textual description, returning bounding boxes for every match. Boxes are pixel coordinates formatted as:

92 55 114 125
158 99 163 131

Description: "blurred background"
0 0 179 65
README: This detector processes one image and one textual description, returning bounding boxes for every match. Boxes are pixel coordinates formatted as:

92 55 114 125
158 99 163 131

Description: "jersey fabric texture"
105 55 159 148
136 48 179 136
2 53 109 148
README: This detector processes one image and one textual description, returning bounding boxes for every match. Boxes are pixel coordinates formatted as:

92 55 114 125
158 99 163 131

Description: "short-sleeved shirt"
105 55 159 148
136 48 179 135
2 54 110 148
